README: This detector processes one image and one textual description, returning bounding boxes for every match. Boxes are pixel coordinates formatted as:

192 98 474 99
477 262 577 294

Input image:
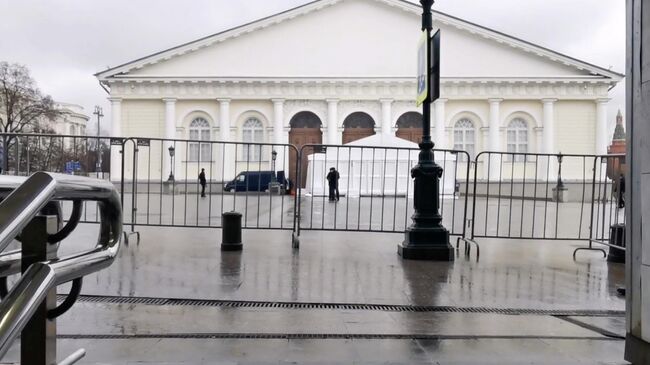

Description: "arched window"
242 118 264 161
507 118 528 162
453 118 475 159
69 125 76 136
189 117 211 162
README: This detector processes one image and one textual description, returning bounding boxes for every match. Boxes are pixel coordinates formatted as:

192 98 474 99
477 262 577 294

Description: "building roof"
95 0 623 82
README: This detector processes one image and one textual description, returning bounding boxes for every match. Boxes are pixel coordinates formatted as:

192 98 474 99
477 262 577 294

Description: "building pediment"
96 0 622 84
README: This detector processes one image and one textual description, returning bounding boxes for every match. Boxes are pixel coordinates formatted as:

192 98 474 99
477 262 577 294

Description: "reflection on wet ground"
5 225 627 364
60 226 624 311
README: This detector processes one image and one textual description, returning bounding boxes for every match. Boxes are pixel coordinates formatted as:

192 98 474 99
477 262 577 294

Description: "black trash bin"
607 224 625 263
221 211 243 251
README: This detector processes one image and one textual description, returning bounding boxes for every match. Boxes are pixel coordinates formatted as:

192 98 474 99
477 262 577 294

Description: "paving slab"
564 316 626 338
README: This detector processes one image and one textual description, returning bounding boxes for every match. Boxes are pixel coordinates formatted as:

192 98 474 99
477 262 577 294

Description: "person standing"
617 174 625 209
199 168 207 197
326 167 340 202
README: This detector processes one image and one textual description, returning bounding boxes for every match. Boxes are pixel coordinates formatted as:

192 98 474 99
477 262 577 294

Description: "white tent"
305 134 456 197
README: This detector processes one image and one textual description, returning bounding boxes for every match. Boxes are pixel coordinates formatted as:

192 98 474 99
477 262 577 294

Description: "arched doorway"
396 112 423 144
289 111 322 188
342 112 375 144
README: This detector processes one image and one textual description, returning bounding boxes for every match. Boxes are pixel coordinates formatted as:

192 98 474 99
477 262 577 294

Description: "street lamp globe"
167 146 176 181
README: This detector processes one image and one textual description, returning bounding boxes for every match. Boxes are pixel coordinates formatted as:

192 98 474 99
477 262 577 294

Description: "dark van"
224 171 276 192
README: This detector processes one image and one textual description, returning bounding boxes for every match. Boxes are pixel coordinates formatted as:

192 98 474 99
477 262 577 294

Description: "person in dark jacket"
617 174 625 209
326 167 340 201
199 168 207 197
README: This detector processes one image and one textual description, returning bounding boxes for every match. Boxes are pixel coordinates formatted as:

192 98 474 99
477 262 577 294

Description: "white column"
595 98 609 155
434 98 447 149
162 98 176 181
488 98 502 180
218 98 234 180
109 97 122 137
218 99 231 142
541 99 556 154
109 97 122 181
272 99 285 172
380 99 393 137
541 99 557 181
163 98 176 140
272 99 285 145
327 99 339 145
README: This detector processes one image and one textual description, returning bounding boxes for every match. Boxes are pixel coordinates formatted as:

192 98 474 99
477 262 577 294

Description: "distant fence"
295 144 471 238
118 137 299 235
460 151 626 258
0 133 626 259
0 133 113 226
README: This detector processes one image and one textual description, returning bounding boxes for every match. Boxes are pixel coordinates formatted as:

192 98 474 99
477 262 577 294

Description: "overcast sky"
0 0 625 135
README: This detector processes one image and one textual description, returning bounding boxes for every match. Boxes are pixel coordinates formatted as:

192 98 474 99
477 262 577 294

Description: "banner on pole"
430 29 441 102
416 30 428 106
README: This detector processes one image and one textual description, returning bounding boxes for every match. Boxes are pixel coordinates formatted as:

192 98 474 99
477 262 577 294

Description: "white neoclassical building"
96 0 622 182
50 102 89 137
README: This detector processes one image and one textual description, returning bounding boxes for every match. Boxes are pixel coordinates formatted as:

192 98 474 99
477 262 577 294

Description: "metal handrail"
0 172 122 359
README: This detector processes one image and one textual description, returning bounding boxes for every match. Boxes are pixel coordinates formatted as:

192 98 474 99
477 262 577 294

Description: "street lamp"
557 153 565 189
167 145 175 182
397 0 453 261
271 149 277 183
93 106 103 173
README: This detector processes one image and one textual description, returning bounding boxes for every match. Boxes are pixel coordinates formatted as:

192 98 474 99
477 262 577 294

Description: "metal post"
271 149 277 183
93 106 104 174
21 215 58 365
557 153 565 189
398 0 453 260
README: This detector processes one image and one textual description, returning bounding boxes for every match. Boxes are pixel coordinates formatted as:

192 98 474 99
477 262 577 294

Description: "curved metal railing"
0 172 122 361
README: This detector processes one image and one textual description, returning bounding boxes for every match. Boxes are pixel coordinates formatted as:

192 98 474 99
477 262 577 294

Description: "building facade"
49 102 88 137
96 0 622 182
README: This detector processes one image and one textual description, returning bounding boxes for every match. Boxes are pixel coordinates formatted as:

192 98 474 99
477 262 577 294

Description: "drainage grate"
60 294 625 317
57 333 623 341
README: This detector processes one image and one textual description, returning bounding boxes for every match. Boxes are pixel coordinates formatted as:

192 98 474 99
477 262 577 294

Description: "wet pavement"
2 225 628 364
55 226 625 310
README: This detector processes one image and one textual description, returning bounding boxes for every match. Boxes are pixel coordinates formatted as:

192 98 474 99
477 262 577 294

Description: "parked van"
225 171 282 192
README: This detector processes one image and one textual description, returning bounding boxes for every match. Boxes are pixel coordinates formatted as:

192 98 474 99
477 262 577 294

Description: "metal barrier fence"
0 133 626 259
0 133 113 226
459 151 626 258
119 137 300 239
575 154 626 257
295 144 472 239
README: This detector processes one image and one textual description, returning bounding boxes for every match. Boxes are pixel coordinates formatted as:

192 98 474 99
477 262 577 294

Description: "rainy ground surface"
2 221 628 364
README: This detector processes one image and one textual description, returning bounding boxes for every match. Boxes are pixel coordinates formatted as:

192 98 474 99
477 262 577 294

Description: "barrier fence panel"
464 151 599 242
296 144 471 237
120 137 299 234
462 151 627 258
0 133 115 225
577 154 626 256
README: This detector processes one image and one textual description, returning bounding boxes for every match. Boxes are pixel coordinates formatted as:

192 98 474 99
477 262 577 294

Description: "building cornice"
106 78 612 101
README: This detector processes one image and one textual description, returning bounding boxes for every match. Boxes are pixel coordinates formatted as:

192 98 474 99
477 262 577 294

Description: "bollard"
607 224 625 263
221 211 243 251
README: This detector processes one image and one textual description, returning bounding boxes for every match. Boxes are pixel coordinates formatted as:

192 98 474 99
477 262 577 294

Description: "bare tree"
0 61 60 171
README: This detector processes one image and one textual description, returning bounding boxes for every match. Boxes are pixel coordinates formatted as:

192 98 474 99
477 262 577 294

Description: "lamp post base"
398 226 454 261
